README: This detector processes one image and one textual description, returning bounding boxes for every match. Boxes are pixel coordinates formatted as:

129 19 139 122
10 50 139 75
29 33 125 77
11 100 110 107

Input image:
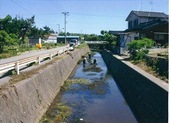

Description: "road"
0 46 68 65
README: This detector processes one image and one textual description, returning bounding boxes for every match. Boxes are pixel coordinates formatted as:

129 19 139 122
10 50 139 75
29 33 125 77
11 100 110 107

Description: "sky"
0 0 169 35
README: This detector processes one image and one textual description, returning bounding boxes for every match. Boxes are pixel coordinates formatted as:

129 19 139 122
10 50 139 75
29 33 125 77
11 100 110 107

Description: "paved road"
0 46 68 65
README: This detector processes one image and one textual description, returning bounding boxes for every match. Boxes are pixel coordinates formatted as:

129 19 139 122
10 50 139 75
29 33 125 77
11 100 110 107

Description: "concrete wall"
0 46 90 123
145 55 168 78
101 50 168 123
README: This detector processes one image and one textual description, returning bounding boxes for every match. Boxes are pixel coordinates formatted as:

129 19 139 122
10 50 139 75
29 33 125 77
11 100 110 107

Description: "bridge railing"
85 41 108 44
0 46 69 75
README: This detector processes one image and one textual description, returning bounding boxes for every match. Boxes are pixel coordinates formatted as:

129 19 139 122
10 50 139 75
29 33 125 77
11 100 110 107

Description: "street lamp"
62 12 69 44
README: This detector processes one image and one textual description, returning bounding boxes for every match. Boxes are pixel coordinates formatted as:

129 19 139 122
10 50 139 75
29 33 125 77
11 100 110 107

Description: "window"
128 21 132 29
134 37 139 40
133 19 138 27
154 34 165 40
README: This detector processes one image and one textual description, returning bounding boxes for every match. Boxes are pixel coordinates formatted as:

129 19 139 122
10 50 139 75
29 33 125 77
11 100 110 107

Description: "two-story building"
118 11 168 54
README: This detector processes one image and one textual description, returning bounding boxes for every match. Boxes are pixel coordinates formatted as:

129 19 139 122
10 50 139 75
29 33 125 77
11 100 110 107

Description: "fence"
0 46 69 75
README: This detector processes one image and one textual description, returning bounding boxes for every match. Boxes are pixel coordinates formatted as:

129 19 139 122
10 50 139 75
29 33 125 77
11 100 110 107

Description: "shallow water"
41 52 137 123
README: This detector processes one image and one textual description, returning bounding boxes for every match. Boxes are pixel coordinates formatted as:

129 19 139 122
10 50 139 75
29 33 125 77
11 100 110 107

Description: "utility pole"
57 24 60 34
62 12 69 44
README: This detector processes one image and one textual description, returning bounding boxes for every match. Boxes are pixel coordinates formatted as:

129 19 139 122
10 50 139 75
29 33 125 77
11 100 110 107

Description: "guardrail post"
15 61 20 75
50 54 52 60
37 57 41 64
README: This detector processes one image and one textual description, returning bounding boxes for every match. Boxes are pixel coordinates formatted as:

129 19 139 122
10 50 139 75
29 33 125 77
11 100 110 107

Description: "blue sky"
0 0 169 34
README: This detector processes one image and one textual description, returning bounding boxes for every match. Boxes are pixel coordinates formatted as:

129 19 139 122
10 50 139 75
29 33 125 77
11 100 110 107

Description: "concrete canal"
40 52 137 123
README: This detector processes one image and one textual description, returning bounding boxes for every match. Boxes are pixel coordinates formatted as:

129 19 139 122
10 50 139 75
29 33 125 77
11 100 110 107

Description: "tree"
128 38 154 51
18 16 35 44
100 30 105 35
0 15 55 46
0 15 12 33
84 34 99 41
0 31 12 53
0 15 36 45
127 38 154 60
100 30 117 48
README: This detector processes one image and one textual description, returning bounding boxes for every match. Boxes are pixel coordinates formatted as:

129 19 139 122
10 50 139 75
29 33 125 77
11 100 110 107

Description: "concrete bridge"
85 41 108 50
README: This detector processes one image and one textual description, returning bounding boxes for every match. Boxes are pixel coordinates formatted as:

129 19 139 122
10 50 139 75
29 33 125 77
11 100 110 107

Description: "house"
109 31 124 54
29 37 41 46
119 10 169 54
109 30 124 44
44 33 58 43
57 36 80 44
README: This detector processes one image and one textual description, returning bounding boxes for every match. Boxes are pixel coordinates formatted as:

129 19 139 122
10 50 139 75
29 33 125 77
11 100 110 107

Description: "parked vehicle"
69 39 77 45
69 43 74 51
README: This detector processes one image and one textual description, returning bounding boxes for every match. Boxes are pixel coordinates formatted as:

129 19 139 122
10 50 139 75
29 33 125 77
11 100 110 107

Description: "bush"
134 50 149 60
128 38 154 61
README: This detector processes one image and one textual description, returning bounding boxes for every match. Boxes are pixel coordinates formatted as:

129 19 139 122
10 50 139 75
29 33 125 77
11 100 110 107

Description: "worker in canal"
88 53 91 59
93 58 97 65
83 57 86 67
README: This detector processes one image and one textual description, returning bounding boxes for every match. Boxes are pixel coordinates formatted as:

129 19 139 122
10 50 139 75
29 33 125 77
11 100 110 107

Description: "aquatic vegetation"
83 65 103 72
61 78 108 95
61 78 90 91
39 102 72 123
86 80 108 95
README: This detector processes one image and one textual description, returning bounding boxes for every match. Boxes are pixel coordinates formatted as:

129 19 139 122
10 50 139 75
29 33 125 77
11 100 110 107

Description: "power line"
71 12 125 17
9 0 34 15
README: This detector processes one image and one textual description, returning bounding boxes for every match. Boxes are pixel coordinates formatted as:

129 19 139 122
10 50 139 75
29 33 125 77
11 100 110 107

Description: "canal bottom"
40 52 137 123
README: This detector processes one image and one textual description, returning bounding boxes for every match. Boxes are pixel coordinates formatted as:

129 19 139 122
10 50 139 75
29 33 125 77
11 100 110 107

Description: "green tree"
0 15 12 33
127 38 154 60
100 30 116 47
100 30 105 35
0 15 36 45
0 31 12 53
84 34 99 41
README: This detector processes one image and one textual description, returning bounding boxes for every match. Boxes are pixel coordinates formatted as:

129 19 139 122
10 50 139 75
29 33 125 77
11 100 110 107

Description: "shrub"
134 50 149 60
128 38 154 61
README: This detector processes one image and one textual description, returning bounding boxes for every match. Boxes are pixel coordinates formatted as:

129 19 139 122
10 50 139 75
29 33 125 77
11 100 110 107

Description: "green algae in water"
40 78 108 123
61 78 90 91
40 102 72 123
85 80 108 95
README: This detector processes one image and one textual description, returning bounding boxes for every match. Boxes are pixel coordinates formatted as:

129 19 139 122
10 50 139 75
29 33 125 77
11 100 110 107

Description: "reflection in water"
40 52 137 123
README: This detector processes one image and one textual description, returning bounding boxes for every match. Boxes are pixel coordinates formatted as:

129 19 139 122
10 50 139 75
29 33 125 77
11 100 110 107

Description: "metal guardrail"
0 46 69 75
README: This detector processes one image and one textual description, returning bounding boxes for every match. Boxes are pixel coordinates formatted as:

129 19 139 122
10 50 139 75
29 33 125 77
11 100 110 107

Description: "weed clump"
61 78 90 91
40 102 71 123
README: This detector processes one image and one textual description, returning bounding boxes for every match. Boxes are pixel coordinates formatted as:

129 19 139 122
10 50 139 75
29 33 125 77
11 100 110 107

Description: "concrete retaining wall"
145 55 168 78
0 46 90 123
101 50 168 123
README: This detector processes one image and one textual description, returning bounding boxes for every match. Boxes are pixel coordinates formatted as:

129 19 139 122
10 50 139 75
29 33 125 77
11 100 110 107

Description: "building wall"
127 14 158 29
29 38 41 45
120 32 138 54
44 34 57 43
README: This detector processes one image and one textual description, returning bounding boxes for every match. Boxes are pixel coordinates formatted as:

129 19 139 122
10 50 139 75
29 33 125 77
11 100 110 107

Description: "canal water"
40 53 137 123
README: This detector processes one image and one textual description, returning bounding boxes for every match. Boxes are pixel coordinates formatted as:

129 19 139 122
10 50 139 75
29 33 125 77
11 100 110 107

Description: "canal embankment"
0 46 90 123
40 52 137 123
101 50 168 123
